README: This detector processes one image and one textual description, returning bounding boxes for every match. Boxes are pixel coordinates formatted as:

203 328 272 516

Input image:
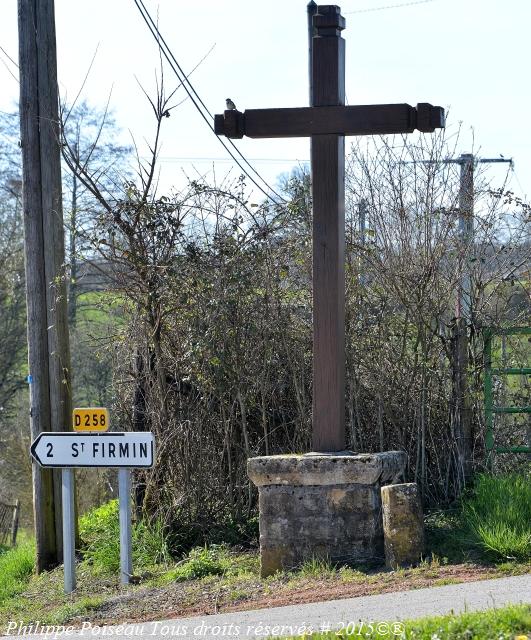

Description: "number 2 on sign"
73 408 109 432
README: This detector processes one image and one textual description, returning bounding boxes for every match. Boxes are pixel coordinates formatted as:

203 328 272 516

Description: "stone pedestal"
381 482 424 569
248 451 406 576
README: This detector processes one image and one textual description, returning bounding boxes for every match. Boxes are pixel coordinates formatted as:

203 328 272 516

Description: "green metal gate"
483 326 531 456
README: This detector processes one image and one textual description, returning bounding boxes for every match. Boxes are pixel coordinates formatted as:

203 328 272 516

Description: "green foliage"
79 499 170 574
298 556 338 578
460 473 531 562
293 605 531 639
44 597 104 626
172 546 229 581
159 544 259 583
0 540 35 604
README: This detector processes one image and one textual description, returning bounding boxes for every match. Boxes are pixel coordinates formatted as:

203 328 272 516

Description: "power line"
510 165 528 201
0 54 19 84
345 0 436 14
134 0 287 203
132 0 286 204
133 0 283 203
153 156 310 164
0 45 18 68
0 45 19 84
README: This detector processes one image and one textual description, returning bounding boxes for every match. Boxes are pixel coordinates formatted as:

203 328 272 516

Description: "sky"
0 0 530 203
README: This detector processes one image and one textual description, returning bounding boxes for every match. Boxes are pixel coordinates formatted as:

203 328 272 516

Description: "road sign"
30 432 154 468
73 407 109 432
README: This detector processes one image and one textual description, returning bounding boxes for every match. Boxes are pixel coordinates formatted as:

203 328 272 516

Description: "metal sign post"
30 412 154 594
119 469 133 584
62 468 76 594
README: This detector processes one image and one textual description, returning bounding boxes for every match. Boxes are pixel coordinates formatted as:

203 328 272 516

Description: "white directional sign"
30 432 154 468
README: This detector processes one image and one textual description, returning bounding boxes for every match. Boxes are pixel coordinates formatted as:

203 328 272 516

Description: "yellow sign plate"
73 407 109 432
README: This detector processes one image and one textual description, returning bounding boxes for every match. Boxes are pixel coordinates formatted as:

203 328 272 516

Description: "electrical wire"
0 46 18 69
134 0 286 204
152 156 310 164
510 165 528 201
0 55 18 84
0 45 19 84
345 0 436 14
132 0 286 204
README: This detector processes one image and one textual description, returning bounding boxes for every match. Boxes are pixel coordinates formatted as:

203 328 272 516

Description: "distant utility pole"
18 0 72 572
408 153 512 480
358 198 368 286
450 154 512 481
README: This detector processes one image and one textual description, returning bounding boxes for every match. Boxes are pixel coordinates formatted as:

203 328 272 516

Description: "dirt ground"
70 562 526 626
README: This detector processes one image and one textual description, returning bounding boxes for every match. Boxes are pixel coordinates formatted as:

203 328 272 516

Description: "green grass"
426 473 531 564
0 539 35 605
75 291 126 326
152 544 259 585
460 473 531 562
79 499 170 574
297 557 338 579
282 605 531 639
164 545 228 581
43 597 105 626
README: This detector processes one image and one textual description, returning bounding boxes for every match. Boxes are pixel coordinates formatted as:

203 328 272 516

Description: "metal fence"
0 499 20 546
483 326 531 458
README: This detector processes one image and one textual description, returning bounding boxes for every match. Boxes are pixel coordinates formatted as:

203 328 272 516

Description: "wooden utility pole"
455 153 512 479
215 3 444 453
404 153 512 480
455 153 474 481
358 198 368 286
18 0 72 572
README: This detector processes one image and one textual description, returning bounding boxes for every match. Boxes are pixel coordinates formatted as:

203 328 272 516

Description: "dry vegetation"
0 97 529 542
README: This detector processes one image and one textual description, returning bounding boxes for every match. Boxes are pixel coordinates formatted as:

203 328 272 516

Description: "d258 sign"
73 407 109 432
30 432 154 468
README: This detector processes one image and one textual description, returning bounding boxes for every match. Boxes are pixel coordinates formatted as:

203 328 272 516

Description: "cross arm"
214 103 445 139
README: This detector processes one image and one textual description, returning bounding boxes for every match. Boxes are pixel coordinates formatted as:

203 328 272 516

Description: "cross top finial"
313 5 345 35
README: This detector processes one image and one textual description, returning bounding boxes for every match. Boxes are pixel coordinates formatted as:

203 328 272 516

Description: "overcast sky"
0 0 529 202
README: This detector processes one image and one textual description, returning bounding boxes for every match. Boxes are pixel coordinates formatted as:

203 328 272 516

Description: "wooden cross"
215 4 445 453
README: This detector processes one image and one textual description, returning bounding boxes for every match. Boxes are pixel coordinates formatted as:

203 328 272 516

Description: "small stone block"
381 482 425 569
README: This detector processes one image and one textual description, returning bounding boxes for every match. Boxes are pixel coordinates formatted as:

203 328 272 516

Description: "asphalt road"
3 574 530 639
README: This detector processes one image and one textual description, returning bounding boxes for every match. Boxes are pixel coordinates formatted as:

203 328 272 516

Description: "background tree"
0 111 30 509
61 99 132 326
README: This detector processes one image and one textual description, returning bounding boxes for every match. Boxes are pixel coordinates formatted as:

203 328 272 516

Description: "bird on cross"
226 98 237 111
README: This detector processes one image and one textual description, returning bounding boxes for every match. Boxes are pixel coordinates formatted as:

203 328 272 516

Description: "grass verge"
0 538 35 605
79 499 170 573
460 473 531 562
282 605 531 639
426 473 531 564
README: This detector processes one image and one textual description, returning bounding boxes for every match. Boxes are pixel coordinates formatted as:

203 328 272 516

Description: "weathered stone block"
381 482 425 569
248 451 407 576
248 451 405 487
258 484 380 517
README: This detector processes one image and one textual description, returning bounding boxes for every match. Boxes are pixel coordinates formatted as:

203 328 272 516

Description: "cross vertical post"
213 3 444 455
311 5 346 451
